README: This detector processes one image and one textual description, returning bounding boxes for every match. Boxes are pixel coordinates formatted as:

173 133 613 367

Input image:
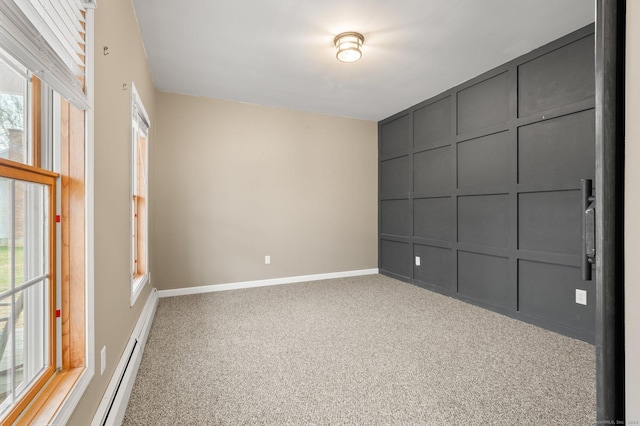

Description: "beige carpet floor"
123 274 595 425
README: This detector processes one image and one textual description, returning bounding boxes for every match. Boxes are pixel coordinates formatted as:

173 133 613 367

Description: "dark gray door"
379 25 596 342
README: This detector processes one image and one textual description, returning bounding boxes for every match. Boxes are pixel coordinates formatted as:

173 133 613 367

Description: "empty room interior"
0 0 637 424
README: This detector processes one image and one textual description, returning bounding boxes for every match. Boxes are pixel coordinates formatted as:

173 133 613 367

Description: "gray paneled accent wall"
378 25 596 343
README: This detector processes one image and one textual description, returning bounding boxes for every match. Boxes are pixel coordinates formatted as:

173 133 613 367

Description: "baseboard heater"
92 289 158 426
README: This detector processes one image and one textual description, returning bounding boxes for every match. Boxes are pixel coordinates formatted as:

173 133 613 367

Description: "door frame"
595 0 625 422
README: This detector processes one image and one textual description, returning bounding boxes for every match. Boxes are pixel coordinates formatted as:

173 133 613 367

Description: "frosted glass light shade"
334 32 364 63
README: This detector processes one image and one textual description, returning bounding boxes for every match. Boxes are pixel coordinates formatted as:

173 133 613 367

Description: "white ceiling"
130 0 594 122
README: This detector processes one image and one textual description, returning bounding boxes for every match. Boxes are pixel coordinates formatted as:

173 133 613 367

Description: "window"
0 49 57 423
0 0 92 423
131 83 150 305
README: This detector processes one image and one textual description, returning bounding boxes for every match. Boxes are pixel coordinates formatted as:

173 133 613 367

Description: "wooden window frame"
130 83 149 306
0 70 55 423
0 159 58 425
15 97 86 426
0 89 87 426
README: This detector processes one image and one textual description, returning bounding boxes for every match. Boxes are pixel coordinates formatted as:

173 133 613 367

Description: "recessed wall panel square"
518 110 595 185
380 239 411 278
457 72 510 135
458 194 509 248
414 97 452 151
380 156 411 196
519 260 595 332
457 131 510 188
414 197 453 241
518 190 581 255
414 147 452 194
458 251 512 310
380 200 411 237
380 114 411 157
414 245 452 289
518 35 595 117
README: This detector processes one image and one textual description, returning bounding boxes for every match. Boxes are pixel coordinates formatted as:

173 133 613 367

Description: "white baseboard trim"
91 288 158 426
158 268 380 298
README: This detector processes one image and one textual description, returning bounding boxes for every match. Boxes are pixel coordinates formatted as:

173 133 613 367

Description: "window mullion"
10 179 15 403
10 293 15 405
10 179 15 292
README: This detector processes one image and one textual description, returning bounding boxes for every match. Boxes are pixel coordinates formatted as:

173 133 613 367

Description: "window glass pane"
0 178 12 294
0 294 13 411
15 181 46 285
0 175 49 419
132 117 148 280
0 46 56 422
131 87 150 304
0 51 28 164
14 283 47 396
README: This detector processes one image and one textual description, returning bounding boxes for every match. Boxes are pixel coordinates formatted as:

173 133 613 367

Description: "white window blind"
0 0 94 109
16 0 86 75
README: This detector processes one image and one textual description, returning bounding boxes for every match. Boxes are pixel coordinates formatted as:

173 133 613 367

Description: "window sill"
16 367 84 425
131 273 150 306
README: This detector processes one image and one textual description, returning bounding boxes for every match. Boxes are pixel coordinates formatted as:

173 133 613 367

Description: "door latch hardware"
581 179 595 281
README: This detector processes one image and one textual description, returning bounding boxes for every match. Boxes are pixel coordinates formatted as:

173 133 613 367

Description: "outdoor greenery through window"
0 48 56 422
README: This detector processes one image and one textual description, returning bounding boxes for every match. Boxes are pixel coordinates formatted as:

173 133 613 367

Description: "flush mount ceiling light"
334 32 364 63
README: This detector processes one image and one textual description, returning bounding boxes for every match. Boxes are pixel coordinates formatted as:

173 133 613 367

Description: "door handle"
581 179 595 281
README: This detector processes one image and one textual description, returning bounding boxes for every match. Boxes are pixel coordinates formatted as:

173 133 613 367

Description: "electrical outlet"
415 256 421 266
101 346 106 375
265 255 270 265
575 289 587 306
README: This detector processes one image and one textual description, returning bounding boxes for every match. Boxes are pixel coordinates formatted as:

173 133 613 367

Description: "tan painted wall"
153 92 378 290
626 3 640 422
67 0 156 423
